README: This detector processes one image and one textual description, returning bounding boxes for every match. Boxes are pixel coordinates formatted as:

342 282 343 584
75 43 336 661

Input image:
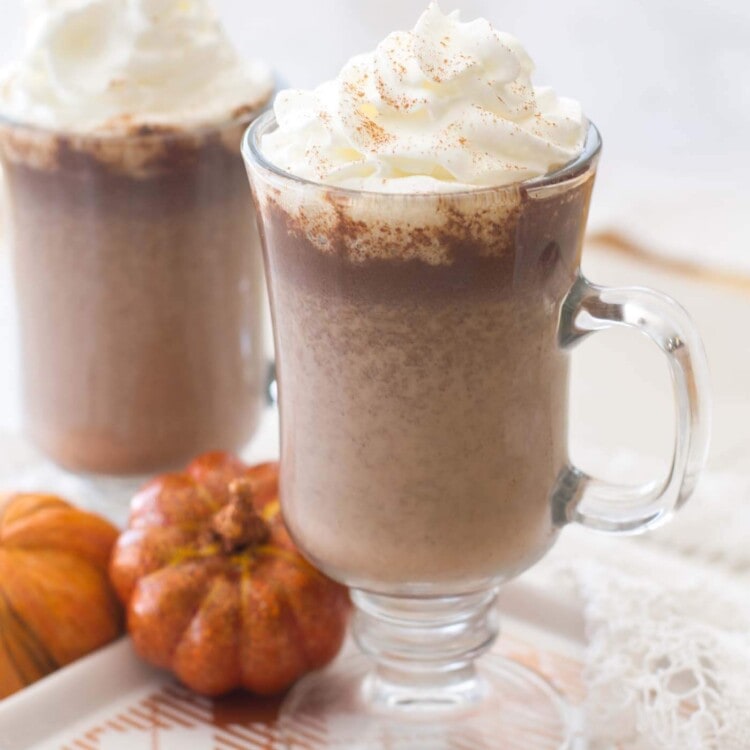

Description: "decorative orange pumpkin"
109 453 350 697
0 493 123 699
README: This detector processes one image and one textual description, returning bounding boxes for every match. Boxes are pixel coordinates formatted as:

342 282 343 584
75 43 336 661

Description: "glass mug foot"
281 656 578 749
280 591 582 750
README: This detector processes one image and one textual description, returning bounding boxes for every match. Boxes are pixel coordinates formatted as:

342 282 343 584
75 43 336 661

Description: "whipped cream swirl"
0 0 274 133
264 3 586 192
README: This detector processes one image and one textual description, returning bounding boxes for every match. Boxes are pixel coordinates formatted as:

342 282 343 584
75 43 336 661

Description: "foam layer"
251 143 595 266
0 115 251 178
259 182 522 265
0 0 273 134
262 2 586 193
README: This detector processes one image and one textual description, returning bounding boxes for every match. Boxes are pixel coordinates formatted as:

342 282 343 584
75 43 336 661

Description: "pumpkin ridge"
161 522 206 536
173 571 232 662
230 550 260 576
0 619 56 684
0 495 69 531
164 541 266 574
196 484 222 514
0 588 58 682
167 543 223 568
238 570 253 674
0 626 27 685
128 562 215 667
260 500 280 522
0 495 10 529
236 568 307 690
1 509 117 569
272 578 313 670
2 548 122 666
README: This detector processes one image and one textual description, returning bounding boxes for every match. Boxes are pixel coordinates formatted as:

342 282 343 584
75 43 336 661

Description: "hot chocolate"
1 122 267 474
248 3 591 591
0 0 274 474
244 7 710 743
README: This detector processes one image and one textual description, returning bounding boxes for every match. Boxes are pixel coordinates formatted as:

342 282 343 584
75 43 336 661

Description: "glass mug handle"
554 275 711 533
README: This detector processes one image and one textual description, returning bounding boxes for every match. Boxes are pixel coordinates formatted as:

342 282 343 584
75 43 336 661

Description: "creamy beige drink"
0 0 274 474
249 4 590 591
257 179 593 590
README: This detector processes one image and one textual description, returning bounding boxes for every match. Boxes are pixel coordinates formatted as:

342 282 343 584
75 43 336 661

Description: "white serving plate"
0 580 586 750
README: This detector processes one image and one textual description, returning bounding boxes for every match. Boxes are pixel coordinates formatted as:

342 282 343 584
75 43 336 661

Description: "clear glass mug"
244 113 710 748
0 115 269 478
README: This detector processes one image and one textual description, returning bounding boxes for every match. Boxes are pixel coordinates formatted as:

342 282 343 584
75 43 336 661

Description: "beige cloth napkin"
588 166 750 287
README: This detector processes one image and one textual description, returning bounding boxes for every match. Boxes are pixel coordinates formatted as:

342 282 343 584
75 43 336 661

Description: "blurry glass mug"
244 112 710 747
0 115 268 477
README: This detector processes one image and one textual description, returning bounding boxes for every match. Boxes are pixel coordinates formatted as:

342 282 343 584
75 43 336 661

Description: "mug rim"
243 109 602 199
0 90 279 144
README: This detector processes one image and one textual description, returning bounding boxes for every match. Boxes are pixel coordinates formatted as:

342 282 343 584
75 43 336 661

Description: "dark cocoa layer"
260 174 593 304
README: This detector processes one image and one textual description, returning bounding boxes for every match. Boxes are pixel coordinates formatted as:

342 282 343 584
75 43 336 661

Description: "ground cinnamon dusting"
355 113 394 147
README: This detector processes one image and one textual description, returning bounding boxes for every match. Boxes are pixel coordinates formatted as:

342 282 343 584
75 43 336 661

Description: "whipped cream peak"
0 0 274 133
264 3 586 192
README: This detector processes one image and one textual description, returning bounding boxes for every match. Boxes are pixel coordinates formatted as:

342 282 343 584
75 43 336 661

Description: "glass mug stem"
282 589 575 747
353 589 499 707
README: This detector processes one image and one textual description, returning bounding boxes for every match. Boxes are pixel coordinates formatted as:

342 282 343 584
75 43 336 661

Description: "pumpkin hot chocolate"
245 6 711 745
248 3 590 590
0 0 274 475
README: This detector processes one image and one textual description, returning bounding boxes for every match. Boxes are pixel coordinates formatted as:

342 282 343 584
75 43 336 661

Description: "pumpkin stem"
210 479 270 554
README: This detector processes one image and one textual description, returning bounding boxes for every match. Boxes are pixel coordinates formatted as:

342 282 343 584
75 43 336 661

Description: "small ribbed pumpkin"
109 452 350 697
0 494 122 699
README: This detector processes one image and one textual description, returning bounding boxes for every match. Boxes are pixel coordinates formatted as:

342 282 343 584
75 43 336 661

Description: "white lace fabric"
520 438 750 749
562 560 750 749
